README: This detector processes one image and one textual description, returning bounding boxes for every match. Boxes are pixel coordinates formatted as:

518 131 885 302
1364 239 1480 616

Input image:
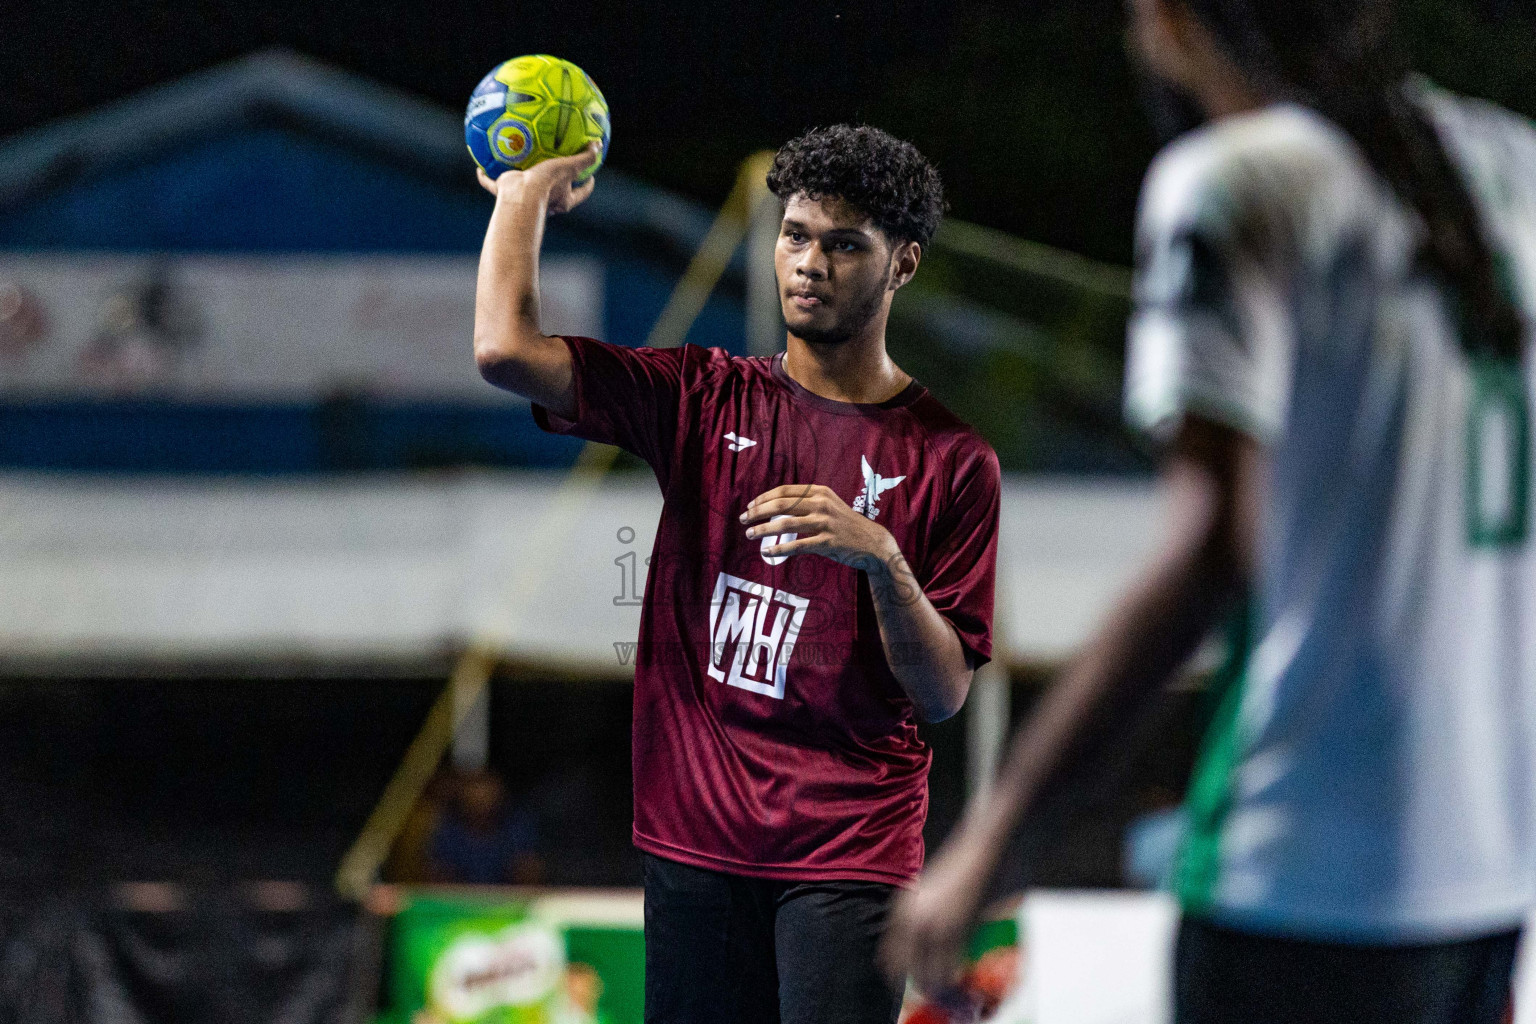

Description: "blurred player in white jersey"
885 0 1536 1020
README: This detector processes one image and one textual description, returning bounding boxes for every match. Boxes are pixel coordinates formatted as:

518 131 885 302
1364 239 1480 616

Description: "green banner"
379 891 644 1024
377 888 1020 1024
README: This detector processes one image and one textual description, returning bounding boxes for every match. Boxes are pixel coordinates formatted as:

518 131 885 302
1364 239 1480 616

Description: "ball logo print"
465 55 611 181
492 121 532 163
463 91 505 122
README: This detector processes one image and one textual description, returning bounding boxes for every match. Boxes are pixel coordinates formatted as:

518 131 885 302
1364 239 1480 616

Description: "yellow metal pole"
932 219 1133 301
644 151 775 351
335 647 497 899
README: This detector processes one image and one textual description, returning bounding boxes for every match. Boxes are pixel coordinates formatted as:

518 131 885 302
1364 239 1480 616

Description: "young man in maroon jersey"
472 124 1000 1024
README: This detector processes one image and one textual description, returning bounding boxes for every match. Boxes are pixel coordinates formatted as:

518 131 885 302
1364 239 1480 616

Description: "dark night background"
2 0 1536 894
5 0 1536 266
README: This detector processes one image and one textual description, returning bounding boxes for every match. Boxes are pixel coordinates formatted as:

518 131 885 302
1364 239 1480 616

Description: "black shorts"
641 853 905 1024
1174 915 1521 1024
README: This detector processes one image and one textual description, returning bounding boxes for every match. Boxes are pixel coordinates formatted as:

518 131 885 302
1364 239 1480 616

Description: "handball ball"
465 55 611 181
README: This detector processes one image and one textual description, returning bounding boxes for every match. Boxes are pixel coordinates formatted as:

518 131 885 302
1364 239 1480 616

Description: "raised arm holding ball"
471 144 600 421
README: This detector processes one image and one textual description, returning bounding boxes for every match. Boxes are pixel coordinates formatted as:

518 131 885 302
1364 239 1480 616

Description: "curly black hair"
766 125 946 249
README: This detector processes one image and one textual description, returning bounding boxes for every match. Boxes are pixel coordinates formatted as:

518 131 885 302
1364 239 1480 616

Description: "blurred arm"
883 416 1262 992
471 148 599 419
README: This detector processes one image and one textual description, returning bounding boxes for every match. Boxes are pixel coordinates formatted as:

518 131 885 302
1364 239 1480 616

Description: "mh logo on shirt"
707 572 810 700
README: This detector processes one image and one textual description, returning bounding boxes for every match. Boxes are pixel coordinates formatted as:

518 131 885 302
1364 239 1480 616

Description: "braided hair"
1184 0 1524 358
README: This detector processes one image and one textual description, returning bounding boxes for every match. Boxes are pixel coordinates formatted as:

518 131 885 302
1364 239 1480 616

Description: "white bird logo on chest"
852 455 906 520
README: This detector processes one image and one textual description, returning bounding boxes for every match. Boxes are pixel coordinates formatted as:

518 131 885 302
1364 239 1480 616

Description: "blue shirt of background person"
427 769 542 885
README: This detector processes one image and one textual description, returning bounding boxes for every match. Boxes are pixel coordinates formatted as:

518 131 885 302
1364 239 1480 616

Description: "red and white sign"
0 254 603 402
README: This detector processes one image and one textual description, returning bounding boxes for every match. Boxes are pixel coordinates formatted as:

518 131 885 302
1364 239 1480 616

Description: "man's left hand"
742 484 901 574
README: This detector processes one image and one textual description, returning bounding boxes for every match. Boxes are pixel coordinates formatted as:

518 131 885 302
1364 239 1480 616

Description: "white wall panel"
0 473 1161 670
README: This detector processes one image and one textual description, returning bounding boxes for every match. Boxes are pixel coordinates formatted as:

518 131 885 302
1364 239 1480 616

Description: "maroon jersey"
534 337 1000 884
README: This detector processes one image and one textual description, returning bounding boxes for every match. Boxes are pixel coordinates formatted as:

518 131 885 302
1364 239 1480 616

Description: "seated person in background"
427 768 542 885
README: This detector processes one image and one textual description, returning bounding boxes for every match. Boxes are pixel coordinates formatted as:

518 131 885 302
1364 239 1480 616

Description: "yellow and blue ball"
465 55 610 181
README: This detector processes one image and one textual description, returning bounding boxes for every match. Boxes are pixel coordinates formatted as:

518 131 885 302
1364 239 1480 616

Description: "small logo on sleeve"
723 432 757 452
851 455 906 520
707 572 810 699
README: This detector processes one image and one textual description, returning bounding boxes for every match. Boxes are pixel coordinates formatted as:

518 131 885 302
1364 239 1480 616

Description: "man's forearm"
474 183 549 362
470 157 591 416
739 484 980 719
867 551 973 723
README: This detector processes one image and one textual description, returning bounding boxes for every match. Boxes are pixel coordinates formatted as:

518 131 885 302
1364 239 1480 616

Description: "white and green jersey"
1126 84 1536 941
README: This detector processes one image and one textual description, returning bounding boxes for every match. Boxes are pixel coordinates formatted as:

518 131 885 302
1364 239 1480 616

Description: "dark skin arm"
471 145 602 420
880 416 1263 994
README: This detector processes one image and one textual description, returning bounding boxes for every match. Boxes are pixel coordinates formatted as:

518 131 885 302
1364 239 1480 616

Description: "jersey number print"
1467 356 1530 549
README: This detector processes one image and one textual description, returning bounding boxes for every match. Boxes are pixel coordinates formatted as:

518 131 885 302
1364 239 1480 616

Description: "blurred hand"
476 142 601 215
881 827 993 997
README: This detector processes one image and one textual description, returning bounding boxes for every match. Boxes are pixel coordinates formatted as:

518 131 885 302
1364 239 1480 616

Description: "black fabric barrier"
0 886 374 1024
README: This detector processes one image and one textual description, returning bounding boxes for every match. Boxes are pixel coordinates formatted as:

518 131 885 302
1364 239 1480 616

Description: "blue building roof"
0 50 746 473
0 48 723 258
